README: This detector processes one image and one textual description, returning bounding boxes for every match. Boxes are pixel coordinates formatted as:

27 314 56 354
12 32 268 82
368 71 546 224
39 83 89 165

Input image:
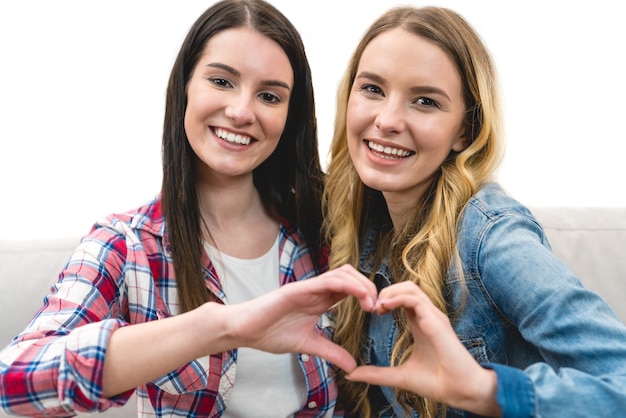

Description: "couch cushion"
0 237 80 348
531 207 626 323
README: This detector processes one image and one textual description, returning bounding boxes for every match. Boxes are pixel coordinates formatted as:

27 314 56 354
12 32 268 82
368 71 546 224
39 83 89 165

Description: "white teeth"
214 128 252 145
368 141 412 157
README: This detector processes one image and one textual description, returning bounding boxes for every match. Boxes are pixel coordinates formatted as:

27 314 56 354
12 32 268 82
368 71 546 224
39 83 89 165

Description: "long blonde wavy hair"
322 6 504 417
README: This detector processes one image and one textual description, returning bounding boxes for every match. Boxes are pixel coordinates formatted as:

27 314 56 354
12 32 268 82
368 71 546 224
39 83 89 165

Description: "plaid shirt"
0 197 336 417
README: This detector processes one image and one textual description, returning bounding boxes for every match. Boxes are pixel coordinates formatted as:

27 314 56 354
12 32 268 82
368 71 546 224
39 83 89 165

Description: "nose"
225 93 256 126
375 97 406 135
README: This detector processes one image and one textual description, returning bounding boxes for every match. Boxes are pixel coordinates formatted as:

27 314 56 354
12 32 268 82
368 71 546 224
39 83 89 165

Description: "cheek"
183 104 203 146
346 113 362 156
275 109 289 136
346 100 371 155
346 132 359 162
346 96 367 133
260 107 289 141
183 92 208 134
412 119 460 151
184 83 201 117
183 107 194 141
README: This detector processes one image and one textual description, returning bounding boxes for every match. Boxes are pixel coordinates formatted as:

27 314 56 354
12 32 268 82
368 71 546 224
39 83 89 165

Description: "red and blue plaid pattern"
0 197 335 417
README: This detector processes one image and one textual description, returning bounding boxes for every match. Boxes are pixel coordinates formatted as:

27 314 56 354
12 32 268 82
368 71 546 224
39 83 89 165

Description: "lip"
211 126 257 149
363 139 415 164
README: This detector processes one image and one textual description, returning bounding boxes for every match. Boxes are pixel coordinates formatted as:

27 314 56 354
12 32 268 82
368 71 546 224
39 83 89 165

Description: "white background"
1 1 624 240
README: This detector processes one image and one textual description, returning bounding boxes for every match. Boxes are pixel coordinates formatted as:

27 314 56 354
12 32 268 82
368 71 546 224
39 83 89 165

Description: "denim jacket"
359 182 626 417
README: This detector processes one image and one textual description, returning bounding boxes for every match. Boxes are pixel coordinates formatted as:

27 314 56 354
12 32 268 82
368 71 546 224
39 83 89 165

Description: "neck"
196 174 279 258
197 176 264 228
383 194 414 231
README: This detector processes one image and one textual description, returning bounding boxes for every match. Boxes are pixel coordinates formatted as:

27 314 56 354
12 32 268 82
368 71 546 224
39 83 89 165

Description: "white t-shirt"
204 236 307 417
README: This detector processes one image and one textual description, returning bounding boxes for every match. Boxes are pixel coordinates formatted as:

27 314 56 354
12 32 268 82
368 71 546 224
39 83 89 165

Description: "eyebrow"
356 71 451 101
207 62 291 91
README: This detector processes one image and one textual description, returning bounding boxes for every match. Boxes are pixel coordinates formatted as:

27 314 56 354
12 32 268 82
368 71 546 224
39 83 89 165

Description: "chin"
360 177 389 194
354 166 386 192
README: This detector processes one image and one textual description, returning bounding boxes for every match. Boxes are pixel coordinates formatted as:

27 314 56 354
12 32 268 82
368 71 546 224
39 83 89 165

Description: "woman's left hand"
345 281 501 416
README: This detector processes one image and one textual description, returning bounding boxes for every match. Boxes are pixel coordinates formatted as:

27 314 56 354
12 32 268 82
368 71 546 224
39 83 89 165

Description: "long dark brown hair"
162 0 324 313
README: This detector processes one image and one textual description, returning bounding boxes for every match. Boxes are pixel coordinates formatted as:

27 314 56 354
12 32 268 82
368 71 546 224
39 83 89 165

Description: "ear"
451 128 471 153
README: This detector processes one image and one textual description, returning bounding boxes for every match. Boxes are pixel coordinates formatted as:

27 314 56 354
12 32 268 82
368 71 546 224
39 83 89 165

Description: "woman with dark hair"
0 1 375 416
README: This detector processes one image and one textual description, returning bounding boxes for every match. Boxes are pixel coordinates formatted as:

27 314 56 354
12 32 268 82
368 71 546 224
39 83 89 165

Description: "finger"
374 293 421 315
375 292 452 342
305 335 358 372
345 365 406 389
377 281 422 300
337 264 378 309
374 282 436 314
313 265 378 311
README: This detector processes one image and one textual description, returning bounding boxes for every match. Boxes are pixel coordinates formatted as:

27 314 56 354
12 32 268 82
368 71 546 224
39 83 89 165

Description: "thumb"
305 335 358 372
346 365 403 388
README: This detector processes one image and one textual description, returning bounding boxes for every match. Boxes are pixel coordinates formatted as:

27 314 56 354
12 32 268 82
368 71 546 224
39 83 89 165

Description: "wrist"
457 367 501 417
194 301 237 354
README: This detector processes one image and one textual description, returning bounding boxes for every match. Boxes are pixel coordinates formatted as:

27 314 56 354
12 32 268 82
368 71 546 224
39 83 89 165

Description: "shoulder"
465 182 533 221
78 195 167 258
94 195 165 239
457 182 547 260
460 182 540 233
72 195 167 271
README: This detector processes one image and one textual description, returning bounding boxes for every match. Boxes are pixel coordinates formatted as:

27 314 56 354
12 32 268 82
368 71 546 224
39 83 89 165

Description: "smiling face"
184 27 293 182
347 28 469 220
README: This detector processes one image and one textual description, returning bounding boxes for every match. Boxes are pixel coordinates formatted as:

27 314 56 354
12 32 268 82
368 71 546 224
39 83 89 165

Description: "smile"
214 127 252 145
367 140 414 159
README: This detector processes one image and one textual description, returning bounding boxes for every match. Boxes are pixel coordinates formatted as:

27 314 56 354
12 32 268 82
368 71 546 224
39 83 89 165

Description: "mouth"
213 127 254 146
366 140 414 160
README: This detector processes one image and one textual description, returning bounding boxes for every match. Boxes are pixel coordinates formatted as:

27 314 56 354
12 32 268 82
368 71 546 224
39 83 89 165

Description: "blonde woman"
323 6 626 417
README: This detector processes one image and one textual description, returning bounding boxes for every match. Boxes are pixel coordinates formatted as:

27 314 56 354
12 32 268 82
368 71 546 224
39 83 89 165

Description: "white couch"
1 207 625 417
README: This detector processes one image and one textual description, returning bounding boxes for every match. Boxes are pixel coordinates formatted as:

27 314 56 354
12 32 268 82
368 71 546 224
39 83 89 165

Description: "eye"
209 77 233 88
358 83 384 97
259 92 282 104
415 97 440 109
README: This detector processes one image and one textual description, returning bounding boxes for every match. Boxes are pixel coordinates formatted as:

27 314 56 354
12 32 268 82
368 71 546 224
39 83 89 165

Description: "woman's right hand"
217 264 378 372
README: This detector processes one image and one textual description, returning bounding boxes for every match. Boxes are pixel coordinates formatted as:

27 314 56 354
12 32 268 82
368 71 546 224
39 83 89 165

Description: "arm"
1 219 376 415
472 210 626 416
346 209 626 417
102 263 378 396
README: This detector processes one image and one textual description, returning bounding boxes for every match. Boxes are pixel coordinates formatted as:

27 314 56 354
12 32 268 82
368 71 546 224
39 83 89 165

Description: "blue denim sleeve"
462 363 534 418
468 206 626 416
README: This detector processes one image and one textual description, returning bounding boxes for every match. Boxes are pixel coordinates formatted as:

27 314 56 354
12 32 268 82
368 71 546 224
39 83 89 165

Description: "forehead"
358 28 462 98
363 28 456 73
199 27 294 83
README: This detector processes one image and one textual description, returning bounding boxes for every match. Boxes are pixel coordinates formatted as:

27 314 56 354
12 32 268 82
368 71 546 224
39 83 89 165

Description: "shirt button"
301 353 310 362
308 401 318 409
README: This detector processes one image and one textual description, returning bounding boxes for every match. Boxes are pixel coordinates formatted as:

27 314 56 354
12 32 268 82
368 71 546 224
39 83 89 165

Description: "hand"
222 264 377 372
103 264 376 397
345 281 501 416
